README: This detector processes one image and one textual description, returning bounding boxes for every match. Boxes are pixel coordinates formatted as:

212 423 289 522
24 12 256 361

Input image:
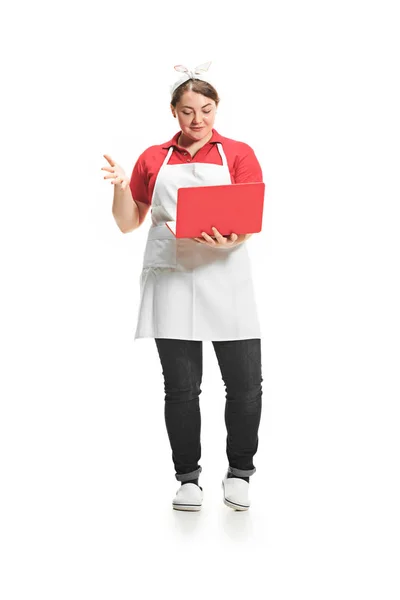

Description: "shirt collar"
162 128 223 149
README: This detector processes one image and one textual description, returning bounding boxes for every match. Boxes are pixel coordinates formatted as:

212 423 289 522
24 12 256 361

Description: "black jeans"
154 338 263 482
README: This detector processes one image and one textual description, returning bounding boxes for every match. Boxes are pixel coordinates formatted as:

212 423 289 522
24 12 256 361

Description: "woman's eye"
182 110 212 115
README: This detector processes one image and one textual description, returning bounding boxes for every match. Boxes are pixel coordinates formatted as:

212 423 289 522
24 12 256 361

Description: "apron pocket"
142 238 177 269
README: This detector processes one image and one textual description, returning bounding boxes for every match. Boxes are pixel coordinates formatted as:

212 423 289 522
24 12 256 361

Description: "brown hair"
171 78 220 107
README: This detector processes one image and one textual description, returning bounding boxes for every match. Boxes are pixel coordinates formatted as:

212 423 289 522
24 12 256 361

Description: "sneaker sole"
172 503 202 511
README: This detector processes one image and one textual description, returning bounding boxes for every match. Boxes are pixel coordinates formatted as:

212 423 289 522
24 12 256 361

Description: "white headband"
170 61 213 97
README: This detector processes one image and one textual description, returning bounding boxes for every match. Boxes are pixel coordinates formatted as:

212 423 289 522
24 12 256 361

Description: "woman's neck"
178 129 213 149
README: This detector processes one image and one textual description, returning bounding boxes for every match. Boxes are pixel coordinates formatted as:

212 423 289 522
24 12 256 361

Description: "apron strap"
216 142 228 167
162 146 174 166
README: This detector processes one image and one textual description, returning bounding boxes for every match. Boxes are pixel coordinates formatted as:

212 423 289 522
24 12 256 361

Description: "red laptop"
165 181 265 238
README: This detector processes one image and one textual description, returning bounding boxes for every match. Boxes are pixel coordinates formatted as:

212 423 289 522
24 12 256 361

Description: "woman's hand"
193 227 239 248
101 154 130 190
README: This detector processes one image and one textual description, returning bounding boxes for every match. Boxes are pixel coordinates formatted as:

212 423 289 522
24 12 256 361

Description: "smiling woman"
103 61 264 512
170 78 219 151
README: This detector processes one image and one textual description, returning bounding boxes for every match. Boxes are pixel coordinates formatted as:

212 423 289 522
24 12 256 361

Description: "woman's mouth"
191 127 204 131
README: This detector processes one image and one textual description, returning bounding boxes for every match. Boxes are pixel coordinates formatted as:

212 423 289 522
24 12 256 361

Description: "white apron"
134 141 261 341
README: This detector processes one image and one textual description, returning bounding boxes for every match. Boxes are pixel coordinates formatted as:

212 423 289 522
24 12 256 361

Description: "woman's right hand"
101 154 130 191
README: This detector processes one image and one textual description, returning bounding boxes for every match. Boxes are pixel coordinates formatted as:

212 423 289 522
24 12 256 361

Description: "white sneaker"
172 483 203 511
222 472 251 511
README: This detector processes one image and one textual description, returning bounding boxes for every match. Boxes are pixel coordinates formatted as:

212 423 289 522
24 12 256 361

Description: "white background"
1 0 399 598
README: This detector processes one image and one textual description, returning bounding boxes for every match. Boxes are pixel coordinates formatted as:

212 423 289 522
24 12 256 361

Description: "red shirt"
129 128 263 206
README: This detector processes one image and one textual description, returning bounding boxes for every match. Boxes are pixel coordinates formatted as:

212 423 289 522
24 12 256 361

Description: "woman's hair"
171 78 220 107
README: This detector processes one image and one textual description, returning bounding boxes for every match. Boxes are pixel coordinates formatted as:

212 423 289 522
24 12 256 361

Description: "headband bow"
170 61 212 96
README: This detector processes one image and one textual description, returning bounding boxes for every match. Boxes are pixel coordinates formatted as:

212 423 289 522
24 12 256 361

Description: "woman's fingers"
193 228 235 247
211 227 237 245
102 156 128 189
211 227 223 242
201 231 216 244
103 154 115 166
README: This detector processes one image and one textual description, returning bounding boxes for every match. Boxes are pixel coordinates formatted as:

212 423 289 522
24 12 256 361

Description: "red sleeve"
129 153 150 205
233 143 263 184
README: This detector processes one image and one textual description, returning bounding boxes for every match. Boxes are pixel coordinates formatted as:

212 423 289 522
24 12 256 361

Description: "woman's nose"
192 113 203 124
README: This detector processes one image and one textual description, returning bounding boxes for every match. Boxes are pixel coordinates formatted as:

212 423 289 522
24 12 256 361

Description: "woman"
102 62 263 512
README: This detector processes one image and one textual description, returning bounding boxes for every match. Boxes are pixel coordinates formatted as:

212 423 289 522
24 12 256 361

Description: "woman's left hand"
193 227 239 248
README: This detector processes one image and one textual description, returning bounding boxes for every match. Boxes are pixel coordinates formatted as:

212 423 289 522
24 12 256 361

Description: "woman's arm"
112 184 140 233
113 152 151 233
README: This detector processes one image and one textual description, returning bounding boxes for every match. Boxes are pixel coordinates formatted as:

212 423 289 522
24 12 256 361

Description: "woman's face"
172 90 217 142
